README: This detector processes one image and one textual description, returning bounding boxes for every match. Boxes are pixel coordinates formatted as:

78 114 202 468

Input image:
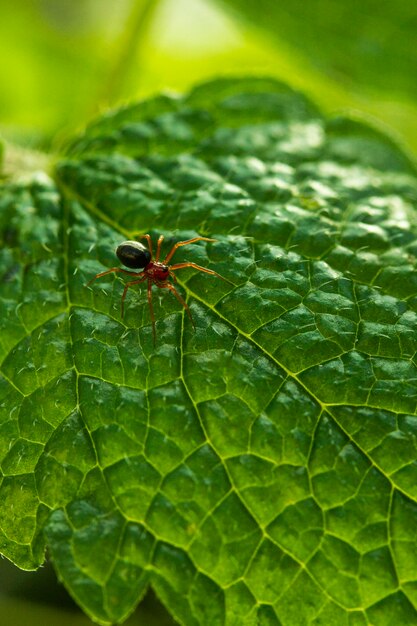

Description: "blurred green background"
1 0 417 155
0 0 416 624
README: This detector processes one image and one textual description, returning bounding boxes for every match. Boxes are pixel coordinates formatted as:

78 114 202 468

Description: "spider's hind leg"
136 234 153 258
87 267 140 286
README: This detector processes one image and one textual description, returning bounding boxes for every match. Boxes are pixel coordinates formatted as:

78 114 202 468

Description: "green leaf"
2 77 417 625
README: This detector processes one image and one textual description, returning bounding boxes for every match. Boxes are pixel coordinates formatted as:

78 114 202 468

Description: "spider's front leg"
157 281 195 328
155 235 164 262
147 279 157 344
169 262 227 281
121 275 147 318
163 237 216 264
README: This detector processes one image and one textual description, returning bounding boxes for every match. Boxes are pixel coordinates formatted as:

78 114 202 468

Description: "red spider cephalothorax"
88 234 225 342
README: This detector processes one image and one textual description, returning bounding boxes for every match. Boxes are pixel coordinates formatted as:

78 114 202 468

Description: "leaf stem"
98 0 161 108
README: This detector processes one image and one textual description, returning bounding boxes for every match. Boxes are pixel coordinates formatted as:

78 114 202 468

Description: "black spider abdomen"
116 241 151 269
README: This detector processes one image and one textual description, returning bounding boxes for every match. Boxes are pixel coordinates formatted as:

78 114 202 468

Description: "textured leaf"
2 77 417 625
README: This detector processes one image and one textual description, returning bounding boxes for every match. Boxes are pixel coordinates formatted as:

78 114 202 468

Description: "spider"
87 234 225 342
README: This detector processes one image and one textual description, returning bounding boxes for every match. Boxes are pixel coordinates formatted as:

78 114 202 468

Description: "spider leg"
157 281 195 328
169 262 228 281
147 279 156 344
121 275 147 318
155 235 164 262
87 267 142 286
137 234 153 258
163 237 216 264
